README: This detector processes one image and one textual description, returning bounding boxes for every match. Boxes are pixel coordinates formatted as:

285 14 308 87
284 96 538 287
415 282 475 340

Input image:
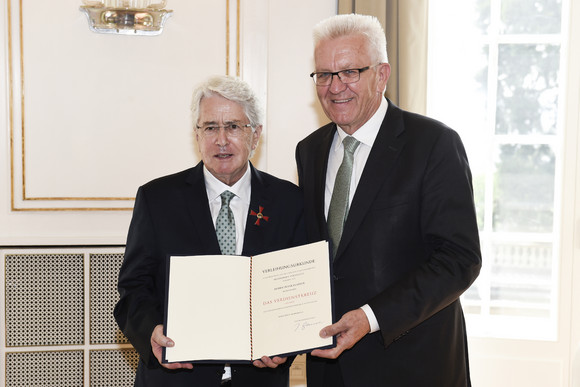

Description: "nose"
328 73 347 93
215 127 229 146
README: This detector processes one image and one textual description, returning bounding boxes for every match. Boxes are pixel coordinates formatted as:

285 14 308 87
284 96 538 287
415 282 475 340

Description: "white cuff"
360 304 380 333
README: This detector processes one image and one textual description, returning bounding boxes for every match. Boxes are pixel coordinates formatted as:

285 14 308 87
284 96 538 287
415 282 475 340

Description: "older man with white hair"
115 75 306 387
297 14 482 387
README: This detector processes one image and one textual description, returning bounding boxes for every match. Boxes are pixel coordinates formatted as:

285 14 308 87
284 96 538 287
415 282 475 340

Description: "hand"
310 308 370 359
151 324 194 370
252 355 287 368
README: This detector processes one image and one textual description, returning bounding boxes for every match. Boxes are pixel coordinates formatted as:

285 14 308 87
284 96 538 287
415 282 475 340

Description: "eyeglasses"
310 65 375 86
196 123 253 138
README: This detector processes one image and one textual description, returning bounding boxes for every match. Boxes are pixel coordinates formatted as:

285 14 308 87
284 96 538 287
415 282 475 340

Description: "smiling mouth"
332 97 354 104
216 153 233 159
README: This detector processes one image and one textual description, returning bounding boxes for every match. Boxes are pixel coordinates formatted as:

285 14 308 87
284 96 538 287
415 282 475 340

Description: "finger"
163 362 194 370
271 356 287 365
311 347 342 359
256 356 279 368
319 318 348 338
151 325 174 347
312 331 351 359
319 324 339 338
253 356 287 368
153 344 193 370
252 360 266 368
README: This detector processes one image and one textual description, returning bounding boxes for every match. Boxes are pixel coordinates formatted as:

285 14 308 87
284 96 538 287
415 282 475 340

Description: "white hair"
313 14 388 64
191 75 264 129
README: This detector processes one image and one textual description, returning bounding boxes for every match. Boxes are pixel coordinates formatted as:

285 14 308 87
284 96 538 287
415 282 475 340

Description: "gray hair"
191 75 263 129
313 14 388 64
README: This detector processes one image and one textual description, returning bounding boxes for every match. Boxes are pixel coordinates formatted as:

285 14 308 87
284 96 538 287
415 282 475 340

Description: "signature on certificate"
294 320 321 331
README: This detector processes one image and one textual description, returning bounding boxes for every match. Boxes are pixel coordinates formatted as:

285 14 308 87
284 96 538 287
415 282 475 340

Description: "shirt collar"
335 97 388 149
203 163 252 203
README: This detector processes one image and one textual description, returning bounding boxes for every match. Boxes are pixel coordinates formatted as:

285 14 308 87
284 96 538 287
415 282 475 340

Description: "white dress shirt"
204 163 252 256
324 97 389 334
203 163 252 380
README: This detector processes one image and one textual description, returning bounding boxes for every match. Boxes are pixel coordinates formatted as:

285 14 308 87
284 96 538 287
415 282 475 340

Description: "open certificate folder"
162 241 335 363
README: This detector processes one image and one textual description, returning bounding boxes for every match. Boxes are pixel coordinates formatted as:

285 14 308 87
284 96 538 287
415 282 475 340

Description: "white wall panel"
9 0 226 210
264 1 333 183
0 0 336 244
471 355 562 386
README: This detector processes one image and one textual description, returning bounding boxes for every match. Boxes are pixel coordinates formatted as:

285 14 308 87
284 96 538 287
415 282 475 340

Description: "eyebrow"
198 119 245 126
316 66 359 73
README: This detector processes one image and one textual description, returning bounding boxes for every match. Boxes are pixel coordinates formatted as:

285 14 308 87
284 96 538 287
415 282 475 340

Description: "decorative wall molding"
0 0 331 244
7 0 240 211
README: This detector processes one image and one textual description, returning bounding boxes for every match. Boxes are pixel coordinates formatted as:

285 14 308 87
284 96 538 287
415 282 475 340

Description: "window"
427 0 566 340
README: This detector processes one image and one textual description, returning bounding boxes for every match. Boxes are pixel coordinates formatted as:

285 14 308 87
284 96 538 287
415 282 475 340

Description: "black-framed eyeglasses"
309 65 376 86
196 123 253 138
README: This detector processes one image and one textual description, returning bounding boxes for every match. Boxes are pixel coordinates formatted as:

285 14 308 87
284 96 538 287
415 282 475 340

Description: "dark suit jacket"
114 162 306 387
295 100 482 387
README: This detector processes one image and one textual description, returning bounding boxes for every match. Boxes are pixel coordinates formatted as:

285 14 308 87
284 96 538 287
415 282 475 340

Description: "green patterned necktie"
327 136 360 259
216 190 236 255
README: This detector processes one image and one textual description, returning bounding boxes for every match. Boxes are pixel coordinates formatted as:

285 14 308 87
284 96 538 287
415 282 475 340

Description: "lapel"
313 126 336 239
183 162 222 254
334 101 407 260
242 164 271 256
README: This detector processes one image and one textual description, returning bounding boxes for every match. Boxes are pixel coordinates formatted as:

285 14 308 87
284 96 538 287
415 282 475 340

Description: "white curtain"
338 0 428 114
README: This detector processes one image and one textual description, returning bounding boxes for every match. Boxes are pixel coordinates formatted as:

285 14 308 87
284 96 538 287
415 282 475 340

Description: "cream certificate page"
251 241 333 358
164 256 251 362
163 241 333 362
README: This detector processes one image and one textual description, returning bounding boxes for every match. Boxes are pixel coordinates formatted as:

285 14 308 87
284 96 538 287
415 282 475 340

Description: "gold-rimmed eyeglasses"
196 123 253 138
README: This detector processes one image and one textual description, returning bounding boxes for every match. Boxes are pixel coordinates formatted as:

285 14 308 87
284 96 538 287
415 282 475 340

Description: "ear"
376 63 391 93
252 125 263 149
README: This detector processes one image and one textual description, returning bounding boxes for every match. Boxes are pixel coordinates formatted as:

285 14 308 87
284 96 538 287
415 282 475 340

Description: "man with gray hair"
115 75 305 386
296 14 481 386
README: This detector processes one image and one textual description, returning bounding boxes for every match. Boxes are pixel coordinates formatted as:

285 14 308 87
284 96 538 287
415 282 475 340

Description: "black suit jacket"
114 162 306 387
295 100 482 387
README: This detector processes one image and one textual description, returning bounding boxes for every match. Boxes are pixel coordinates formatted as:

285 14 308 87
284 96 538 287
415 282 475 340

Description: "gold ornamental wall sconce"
80 0 173 36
